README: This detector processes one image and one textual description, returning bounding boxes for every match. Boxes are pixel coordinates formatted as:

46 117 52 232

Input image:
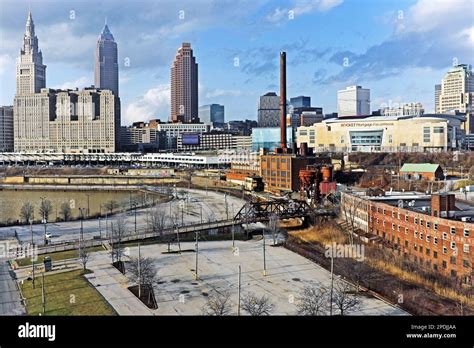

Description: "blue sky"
0 0 473 125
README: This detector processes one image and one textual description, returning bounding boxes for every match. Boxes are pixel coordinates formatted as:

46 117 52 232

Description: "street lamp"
78 207 86 242
40 196 48 245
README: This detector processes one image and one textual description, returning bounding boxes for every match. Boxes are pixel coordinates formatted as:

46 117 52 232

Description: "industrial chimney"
280 51 287 149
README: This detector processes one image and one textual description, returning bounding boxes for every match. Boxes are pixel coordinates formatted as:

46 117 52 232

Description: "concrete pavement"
0 261 25 315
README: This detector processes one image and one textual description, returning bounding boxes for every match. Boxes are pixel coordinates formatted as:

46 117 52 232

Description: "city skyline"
0 0 473 126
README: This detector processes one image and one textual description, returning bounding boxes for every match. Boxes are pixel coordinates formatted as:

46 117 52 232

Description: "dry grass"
289 222 348 246
291 222 473 308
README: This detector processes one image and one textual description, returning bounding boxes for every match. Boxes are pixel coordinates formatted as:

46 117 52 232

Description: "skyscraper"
0 106 14 152
257 92 280 127
171 43 198 123
16 11 46 95
434 84 441 113
199 104 224 125
337 85 370 117
95 22 119 96
438 64 474 133
14 12 120 153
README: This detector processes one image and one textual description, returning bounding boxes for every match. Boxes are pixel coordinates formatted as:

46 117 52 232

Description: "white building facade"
337 85 370 117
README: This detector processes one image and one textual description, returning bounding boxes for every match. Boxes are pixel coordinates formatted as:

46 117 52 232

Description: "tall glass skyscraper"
95 22 119 97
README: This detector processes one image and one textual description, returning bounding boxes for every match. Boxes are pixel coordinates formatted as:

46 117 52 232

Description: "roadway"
0 187 246 247
0 261 25 315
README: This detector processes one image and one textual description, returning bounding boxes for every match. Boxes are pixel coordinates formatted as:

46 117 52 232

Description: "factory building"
341 191 473 285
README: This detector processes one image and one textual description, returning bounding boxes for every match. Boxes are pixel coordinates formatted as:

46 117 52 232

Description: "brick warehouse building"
341 191 473 285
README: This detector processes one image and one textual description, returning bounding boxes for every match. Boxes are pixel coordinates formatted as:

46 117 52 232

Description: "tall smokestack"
280 51 287 149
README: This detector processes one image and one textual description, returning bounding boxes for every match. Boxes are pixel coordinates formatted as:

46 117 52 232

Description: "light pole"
40 197 47 245
98 217 102 239
86 194 90 218
329 253 334 316
225 193 229 220
132 203 137 237
194 232 199 280
79 208 86 243
262 230 267 276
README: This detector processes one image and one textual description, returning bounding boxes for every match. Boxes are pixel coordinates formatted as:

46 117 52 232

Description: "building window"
442 246 447 254
383 208 386 215
419 218 423 226
434 237 438 245
450 227 456 235
426 235 431 243
426 248 430 256
450 256 456 265
442 260 447 268
414 231 418 238
451 270 457 278
414 217 418 224
434 222 438 230
420 233 423 240
463 260 469 268
405 215 409 222
405 240 409 248
442 232 447 240
464 244 470 253
433 251 438 259
419 246 423 253
463 229 469 237
426 221 430 228
392 223 395 230
450 241 456 250
405 227 408 234
414 244 418 251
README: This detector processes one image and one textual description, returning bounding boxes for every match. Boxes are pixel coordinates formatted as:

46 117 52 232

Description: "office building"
290 96 311 108
148 120 210 149
94 22 119 96
171 43 198 123
226 119 257 136
435 84 441 113
120 124 166 152
252 126 293 151
199 104 224 126
0 106 14 152
177 132 251 151
257 92 280 127
16 11 46 94
337 85 370 116
14 88 120 153
380 103 424 116
437 64 474 133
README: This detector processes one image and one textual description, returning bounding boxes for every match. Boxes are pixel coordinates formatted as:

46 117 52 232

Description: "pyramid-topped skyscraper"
94 21 119 96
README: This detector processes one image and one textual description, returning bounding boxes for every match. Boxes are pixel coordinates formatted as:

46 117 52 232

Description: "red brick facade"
341 192 473 284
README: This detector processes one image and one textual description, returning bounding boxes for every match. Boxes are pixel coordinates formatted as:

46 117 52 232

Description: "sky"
0 0 473 125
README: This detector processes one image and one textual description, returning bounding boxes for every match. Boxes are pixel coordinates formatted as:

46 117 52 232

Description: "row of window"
374 207 470 237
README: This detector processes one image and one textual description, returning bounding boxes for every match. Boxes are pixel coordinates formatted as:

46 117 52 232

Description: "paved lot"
87 238 408 316
0 188 245 246
0 261 25 315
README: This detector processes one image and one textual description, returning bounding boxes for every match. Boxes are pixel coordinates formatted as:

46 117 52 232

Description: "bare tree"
20 202 34 224
78 242 90 271
332 280 361 316
241 292 274 316
202 291 233 316
109 216 127 264
341 193 364 246
104 200 120 215
59 202 72 221
128 253 158 298
146 206 167 239
297 285 329 316
268 213 280 246
39 199 53 221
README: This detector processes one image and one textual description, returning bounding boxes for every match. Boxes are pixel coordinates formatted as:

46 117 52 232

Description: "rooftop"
400 163 441 173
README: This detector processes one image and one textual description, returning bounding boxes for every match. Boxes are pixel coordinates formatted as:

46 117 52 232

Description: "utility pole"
194 232 199 280
98 217 102 239
237 265 241 316
86 194 90 218
200 203 203 224
79 208 86 243
176 225 181 254
329 253 334 316
225 194 229 220
41 272 46 314
262 230 267 276
138 243 141 299
232 222 235 249
132 203 137 236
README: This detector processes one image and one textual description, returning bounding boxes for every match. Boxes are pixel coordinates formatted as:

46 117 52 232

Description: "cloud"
123 84 170 125
0 54 14 75
315 0 474 85
267 0 343 22
204 89 243 98
52 76 89 90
